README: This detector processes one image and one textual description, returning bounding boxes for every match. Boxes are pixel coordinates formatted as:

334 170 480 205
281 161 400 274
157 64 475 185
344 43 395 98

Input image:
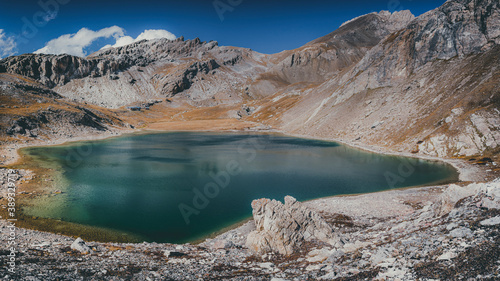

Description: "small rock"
307 248 335 263
449 227 473 238
437 251 457 260
480 216 500 226
446 222 459 230
164 251 185 258
70 238 93 254
258 262 275 270
212 239 234 249
325 250 345 263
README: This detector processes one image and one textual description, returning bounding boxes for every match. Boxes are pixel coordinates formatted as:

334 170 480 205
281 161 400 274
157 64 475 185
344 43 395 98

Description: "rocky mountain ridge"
0 37 218 87
273 0 500 158
1 0 499 159
0 10 418 107
250 10 416 95
0 37 268 108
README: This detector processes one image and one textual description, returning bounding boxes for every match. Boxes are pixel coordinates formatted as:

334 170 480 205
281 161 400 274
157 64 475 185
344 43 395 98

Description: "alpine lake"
20 132 459 243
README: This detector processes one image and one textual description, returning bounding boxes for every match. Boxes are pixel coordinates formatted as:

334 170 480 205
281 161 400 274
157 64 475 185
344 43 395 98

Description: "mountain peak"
339 10 415 32
307 10 414 47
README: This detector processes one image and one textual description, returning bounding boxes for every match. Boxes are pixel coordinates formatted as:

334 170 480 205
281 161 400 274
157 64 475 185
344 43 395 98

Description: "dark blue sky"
0 0 445 57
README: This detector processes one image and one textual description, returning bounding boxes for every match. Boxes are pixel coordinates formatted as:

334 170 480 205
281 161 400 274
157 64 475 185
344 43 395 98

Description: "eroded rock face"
0 54 104 88
246 196 343 256
277 0 500 158
158 59 220 97
356 0 500 83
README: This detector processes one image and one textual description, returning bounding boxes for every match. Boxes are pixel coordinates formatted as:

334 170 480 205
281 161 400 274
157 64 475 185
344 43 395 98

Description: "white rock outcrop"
246 196 343 256
434 179 500 217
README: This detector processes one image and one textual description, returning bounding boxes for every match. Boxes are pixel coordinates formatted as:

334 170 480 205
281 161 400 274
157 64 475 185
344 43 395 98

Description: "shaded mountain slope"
0 73 124 142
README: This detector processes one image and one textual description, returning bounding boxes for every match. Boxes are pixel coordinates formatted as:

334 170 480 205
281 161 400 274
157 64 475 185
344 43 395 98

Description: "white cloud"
101 29 176 50
35 27 177 57
0 29 17 58
34 26 125 57
136 29 176 42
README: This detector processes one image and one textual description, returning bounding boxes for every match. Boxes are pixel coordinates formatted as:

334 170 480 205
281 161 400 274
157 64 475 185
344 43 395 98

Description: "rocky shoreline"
1 164 499 280
280 130 491 183
0 126 499 280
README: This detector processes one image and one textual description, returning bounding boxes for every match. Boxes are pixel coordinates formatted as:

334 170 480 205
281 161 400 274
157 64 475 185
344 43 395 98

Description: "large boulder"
433 184 481 217
246 196 343 256
433 179 500 217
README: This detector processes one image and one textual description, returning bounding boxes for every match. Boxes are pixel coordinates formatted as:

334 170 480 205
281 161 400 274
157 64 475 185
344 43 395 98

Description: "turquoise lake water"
22 132 459 243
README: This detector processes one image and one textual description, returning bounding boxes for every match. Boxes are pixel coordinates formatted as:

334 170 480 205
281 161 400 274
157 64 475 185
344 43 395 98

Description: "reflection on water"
22 132 458 243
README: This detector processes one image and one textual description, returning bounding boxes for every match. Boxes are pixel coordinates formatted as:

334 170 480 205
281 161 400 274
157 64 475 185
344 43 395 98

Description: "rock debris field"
1 167 499 280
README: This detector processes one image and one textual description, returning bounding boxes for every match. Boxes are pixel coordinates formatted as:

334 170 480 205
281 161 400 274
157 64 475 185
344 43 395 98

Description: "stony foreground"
1 169 499 280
